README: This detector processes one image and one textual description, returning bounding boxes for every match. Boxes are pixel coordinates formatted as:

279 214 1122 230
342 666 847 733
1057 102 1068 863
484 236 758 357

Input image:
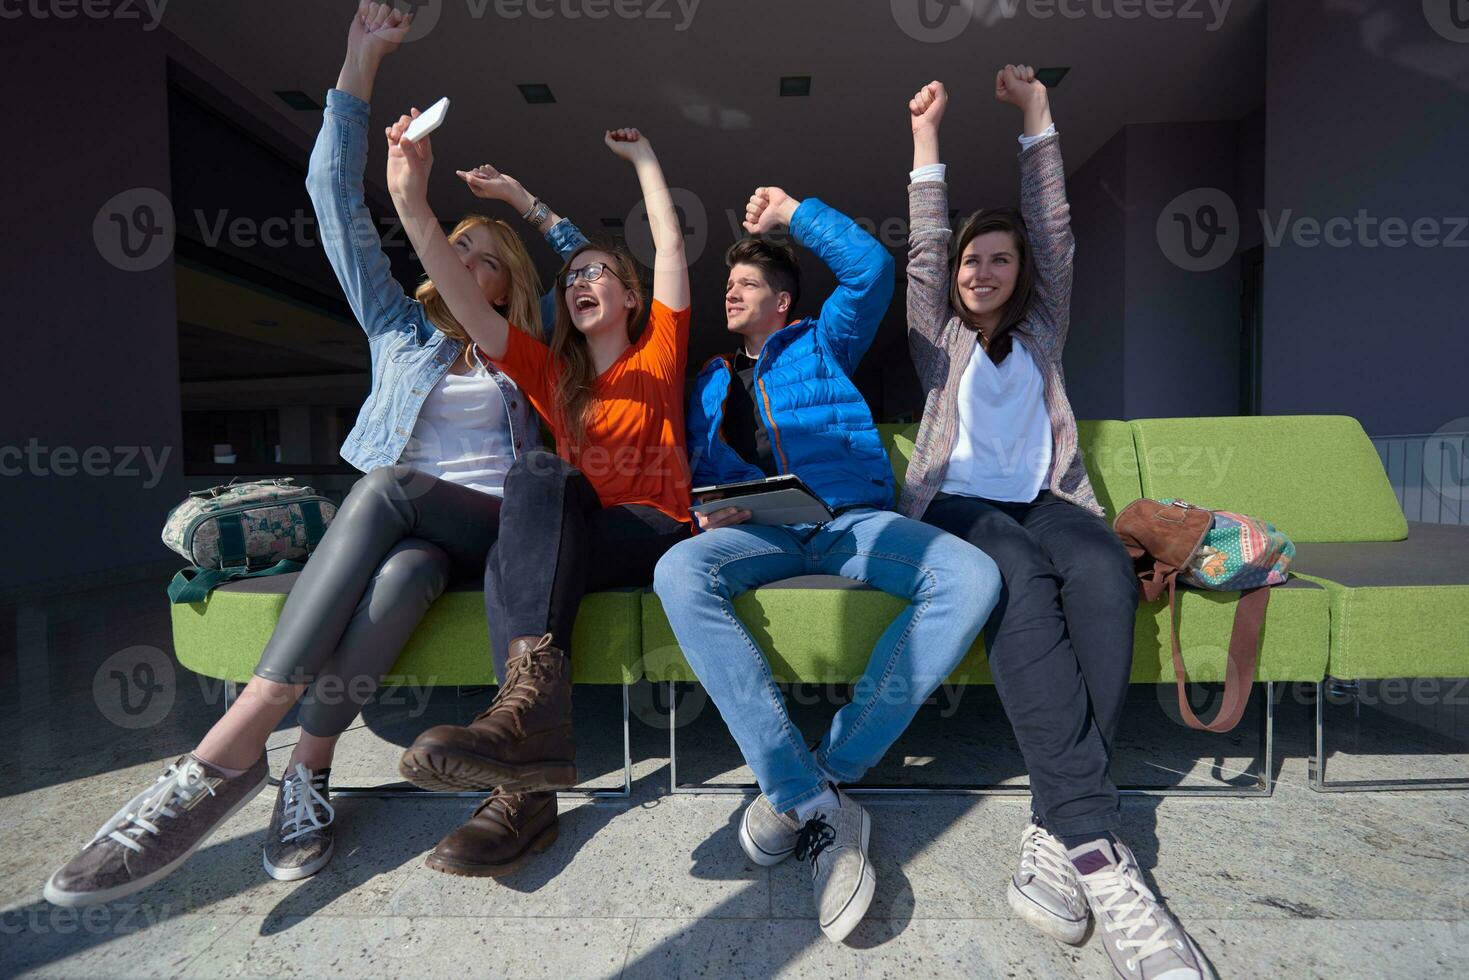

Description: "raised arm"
906 80 955 365
304 1 418 340
605 128 690 311
384 109 513 360
997 64 1073 352
743 188 895 375
457 162 589 336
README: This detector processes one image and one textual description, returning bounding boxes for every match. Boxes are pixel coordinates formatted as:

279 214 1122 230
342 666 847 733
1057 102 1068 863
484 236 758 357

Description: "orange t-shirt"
492 300 692 524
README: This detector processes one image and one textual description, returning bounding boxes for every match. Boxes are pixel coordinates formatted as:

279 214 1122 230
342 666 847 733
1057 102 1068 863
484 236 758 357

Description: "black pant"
483 451 690 680
922 491 1137 837
255 465 502 737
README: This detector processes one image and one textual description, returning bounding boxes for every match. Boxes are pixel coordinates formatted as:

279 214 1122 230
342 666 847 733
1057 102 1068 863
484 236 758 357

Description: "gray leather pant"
253 465 501 737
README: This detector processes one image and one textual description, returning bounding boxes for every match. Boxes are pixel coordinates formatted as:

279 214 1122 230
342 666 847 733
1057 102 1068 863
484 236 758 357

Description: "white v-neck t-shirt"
397 358 514 496
939 335 1053 503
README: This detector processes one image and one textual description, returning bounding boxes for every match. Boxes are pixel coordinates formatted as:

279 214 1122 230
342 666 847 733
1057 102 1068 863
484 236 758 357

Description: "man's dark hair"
726 237 801 309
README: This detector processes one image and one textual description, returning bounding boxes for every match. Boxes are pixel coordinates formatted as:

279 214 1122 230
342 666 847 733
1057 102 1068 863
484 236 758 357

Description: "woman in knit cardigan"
902 69 1212 980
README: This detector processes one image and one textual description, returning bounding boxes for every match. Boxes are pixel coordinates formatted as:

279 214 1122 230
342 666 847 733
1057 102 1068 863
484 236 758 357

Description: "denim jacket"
306 88 587 472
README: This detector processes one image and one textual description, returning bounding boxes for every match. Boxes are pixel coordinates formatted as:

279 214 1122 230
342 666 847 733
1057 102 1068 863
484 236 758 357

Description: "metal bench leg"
669 680 1275 799
1310 678 1469 792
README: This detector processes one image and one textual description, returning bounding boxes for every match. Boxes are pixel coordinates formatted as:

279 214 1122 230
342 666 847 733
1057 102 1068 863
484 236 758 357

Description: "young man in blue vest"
653 186 1001 943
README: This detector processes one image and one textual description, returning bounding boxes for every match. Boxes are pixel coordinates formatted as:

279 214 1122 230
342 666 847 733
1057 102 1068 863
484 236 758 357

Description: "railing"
1370 431 1467 525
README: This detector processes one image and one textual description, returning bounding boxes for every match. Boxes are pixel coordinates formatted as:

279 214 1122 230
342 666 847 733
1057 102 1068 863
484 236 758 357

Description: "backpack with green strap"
161 479 336 603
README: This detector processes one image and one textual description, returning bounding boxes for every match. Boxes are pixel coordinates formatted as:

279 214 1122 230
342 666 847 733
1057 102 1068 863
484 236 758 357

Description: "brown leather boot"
423 788 558 877
398 634 576 793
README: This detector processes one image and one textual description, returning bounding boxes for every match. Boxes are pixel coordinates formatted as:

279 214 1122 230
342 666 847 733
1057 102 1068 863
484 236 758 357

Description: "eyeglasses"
563 262 624 289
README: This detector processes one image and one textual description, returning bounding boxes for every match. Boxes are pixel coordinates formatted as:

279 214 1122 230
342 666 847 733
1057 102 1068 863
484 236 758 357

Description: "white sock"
793 786 839 822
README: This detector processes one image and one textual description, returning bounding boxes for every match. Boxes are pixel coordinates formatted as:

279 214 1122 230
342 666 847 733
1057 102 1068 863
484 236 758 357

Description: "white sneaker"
1007 820 1089 944
738 793 801 866
1069 838 1214 979
795 789 876 944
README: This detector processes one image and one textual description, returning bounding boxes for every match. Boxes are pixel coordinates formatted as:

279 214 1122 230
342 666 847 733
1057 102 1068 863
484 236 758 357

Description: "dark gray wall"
1065 128 1129 420
1063 115 1266 422
1123 121 1248 420
1262 1 1469 436
3 18 185 592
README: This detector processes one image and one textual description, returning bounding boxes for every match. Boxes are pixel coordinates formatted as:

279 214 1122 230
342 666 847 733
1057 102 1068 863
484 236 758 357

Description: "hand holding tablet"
690 474 835 527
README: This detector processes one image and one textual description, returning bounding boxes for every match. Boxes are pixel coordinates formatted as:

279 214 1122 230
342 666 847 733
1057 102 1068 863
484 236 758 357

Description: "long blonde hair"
548 239 646 450
414 215 543 367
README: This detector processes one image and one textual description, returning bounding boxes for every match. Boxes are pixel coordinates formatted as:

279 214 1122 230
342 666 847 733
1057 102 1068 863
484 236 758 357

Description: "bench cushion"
640 575 1328 685
1295 523 1469 680
1130 416 1408 543
171 574 642 685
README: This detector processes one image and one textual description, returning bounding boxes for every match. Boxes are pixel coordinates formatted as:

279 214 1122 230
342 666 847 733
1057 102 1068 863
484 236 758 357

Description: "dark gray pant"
484 451 690 681
253 465 502 737
921 491 1137 838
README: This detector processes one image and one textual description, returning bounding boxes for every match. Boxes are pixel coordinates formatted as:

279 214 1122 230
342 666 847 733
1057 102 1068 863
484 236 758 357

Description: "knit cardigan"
897 133 1104 521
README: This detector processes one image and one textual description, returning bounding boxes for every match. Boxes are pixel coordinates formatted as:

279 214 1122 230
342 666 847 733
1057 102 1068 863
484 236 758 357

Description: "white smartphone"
404 97 450 143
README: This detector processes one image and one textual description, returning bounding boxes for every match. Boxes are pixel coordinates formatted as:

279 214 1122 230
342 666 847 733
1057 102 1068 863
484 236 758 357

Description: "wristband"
522 198 550 228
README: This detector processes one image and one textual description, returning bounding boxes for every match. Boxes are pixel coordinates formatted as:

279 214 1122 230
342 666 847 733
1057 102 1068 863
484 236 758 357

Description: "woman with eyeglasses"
385 116 692 876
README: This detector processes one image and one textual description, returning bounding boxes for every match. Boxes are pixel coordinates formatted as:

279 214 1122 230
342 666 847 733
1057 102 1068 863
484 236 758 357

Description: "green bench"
1126 416 1469 791
646 421 1327 797
170 416 1467 799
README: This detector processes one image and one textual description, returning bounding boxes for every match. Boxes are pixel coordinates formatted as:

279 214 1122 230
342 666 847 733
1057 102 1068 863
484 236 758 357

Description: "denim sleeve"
305 88 416 341
790 199 896 375
537 218 589 341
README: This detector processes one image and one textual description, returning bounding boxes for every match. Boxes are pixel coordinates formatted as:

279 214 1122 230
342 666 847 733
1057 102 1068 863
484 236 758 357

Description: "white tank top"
396 357 515 496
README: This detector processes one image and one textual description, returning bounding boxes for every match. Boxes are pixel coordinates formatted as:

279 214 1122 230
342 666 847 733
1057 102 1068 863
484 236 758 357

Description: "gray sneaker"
263 764 335 881
1069 839 1215 980
738 793 801 866
1007 820 1089 944
794 789 875 944
44 753 269 907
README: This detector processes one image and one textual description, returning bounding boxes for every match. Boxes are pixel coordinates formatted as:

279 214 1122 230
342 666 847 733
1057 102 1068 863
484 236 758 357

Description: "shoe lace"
280 763 335 843
93 758 218 854
473 634 559 736
1020 823 1079 899
473 789 525 837
1087 861 1176 969
793 816 837 873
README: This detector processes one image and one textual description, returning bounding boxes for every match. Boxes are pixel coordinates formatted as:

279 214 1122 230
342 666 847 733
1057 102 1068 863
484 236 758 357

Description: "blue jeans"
652 508 1001 813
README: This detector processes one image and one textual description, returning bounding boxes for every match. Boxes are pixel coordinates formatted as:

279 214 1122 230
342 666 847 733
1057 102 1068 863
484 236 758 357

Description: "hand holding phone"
405 96 450 143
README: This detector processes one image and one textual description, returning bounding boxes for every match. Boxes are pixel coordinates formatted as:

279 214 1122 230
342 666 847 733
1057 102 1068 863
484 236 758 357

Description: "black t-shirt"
721 350 778 477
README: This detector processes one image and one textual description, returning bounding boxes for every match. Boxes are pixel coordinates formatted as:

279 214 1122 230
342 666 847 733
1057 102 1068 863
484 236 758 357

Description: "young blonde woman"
903 69 1212 979
383 114 692 876
45 1 588 906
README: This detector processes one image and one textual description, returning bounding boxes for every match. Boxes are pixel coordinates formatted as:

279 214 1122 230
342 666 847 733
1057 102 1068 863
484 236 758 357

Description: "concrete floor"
2 578 1467 979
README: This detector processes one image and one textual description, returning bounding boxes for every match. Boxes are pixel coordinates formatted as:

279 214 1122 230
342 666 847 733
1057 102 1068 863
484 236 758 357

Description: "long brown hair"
949 207 1035 364
414 215 542 368
548 238 647 450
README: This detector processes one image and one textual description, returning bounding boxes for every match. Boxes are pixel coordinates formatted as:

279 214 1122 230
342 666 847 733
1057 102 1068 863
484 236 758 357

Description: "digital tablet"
690 474 834 526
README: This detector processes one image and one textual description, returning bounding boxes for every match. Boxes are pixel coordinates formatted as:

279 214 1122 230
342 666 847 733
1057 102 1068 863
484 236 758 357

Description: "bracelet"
521 198 550 228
